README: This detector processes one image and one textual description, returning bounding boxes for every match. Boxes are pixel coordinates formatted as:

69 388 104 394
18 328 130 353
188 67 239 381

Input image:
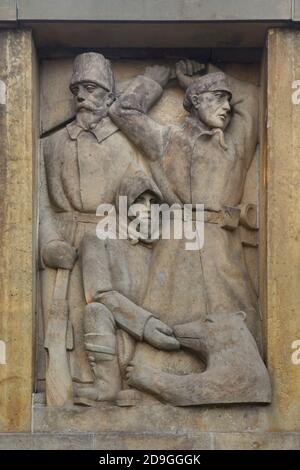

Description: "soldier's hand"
144 65 171 88
175 60 206 89
42 240 78 270
176 59 206 77
144 317 180 350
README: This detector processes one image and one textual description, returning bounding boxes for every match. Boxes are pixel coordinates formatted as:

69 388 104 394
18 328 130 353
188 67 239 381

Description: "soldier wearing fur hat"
39 53 148 391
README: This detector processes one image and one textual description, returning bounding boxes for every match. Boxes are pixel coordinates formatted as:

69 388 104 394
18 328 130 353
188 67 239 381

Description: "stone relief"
39 52 271 407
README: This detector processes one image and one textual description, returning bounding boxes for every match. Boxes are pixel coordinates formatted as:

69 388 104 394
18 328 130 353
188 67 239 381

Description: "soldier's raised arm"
109 65 171 162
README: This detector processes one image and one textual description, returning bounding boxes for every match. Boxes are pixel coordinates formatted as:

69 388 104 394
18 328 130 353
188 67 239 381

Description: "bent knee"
84 302 115 332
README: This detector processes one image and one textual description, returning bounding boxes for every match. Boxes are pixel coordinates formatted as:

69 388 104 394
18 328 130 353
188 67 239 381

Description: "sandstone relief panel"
37 53 271 408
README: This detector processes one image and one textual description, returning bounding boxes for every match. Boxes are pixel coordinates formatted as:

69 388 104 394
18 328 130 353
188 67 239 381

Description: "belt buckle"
73 212 79 222
221 206 241 231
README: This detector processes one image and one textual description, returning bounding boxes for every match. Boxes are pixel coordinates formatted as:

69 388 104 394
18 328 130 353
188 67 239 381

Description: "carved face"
192 91 231 130
129 191 160 243
70 81 114 119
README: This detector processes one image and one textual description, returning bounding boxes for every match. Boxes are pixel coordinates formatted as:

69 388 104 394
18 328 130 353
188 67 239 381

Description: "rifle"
44 227 76 406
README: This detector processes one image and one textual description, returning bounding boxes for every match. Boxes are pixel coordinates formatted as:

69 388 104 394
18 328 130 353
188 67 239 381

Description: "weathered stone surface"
28 23 285 52
39 53 266 409
33 404 272 434
0 30 38 432
0 433 93 450
293 1 300 21
106 61 267 406
0 1 16 23
40 59 75 134
263 29 300 431
40 59 188 134
17 0 292 21
214 432 300 450
0 431 208 450
0 431 299 450
93 432 212 450
40 59 260 135
16 1 294 52
39 59 259 327
1 26 300 440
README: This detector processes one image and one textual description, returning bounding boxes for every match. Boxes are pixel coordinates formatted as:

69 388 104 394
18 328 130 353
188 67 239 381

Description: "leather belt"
183 204 258 231
72 211 103 224
180 206 241 230
60 204 257 232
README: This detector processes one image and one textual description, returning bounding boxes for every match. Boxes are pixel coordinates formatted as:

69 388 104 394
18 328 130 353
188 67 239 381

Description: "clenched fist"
144 317 180 350
175 59 206 90
42 239 78 270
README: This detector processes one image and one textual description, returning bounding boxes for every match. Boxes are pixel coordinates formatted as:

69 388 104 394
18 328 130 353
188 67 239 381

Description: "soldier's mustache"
77 103 100 112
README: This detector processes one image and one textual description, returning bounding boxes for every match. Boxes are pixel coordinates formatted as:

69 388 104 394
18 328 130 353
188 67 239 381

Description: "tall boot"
76 302 121 404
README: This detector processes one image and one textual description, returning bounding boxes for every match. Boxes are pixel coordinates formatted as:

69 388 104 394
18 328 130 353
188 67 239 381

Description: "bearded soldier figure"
39 53 177 404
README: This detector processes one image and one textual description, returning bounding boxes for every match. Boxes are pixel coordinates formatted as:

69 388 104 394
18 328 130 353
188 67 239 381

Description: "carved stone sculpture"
40 52 143 405
40 53 178 406
39 53 271 407
127 311 271 406
75 170 179 406
109 61 271 404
